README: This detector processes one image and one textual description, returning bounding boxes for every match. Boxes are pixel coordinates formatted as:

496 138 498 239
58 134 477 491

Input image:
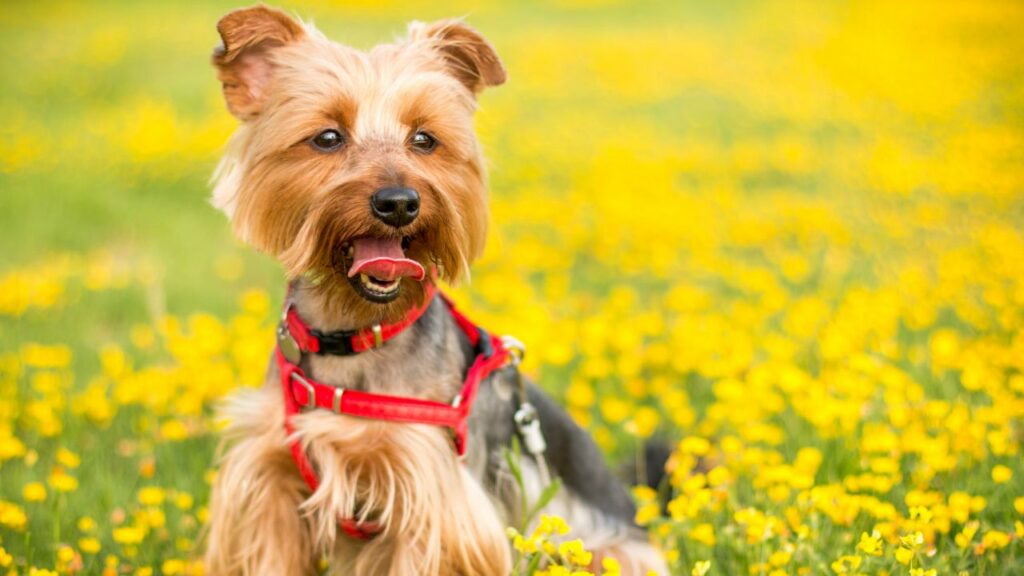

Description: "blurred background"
1 1 1022 574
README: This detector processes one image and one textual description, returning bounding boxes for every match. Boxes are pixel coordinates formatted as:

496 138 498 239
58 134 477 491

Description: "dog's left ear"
409 19 506 94
212 5 305 120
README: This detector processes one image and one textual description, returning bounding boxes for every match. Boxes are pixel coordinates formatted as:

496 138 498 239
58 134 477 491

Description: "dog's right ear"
212 5 304 120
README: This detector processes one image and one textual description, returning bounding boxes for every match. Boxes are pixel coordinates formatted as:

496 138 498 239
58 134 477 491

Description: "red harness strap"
275 285 510 540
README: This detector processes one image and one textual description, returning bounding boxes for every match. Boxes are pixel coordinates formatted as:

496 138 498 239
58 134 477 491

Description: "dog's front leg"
205 389 317 576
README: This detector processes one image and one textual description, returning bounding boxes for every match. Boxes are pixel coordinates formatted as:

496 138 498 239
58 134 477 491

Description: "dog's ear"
409 19 506 94
212 5 305 120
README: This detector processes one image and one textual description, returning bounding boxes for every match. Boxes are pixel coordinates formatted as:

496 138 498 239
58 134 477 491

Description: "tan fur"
298 410 509 575
206 383 508 576
205 388 317 575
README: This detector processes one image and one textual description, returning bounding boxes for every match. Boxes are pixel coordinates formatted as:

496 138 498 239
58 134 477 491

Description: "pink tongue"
347 237 425 282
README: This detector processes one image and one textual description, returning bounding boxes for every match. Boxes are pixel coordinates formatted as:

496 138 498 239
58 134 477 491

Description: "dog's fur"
203 6 667 575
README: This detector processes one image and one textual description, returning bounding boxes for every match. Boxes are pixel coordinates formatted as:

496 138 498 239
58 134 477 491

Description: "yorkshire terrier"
203 5 667 575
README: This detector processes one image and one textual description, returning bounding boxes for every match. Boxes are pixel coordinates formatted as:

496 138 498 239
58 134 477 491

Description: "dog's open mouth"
341 236 425 303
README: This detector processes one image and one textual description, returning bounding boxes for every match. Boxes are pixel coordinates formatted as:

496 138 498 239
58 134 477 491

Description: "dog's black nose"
370 187 420 228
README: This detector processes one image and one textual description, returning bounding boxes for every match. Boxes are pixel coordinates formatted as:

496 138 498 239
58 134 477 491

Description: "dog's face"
211 6 504 314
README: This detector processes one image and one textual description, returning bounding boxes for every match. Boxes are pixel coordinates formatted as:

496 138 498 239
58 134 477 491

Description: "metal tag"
277 324 302 364
514 403 547 456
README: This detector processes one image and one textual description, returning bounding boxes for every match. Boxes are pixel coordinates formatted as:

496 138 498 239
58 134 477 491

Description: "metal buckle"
500 335 526 366
291 372 316 410
332 387 345 413
371 324 383 348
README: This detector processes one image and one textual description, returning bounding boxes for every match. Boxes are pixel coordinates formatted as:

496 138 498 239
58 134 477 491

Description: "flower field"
1 1 1023 574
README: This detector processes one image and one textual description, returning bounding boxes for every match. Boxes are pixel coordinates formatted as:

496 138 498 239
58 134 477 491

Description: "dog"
202 6 667 575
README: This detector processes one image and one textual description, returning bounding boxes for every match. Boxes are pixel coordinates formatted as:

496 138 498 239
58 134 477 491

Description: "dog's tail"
621 438 674 512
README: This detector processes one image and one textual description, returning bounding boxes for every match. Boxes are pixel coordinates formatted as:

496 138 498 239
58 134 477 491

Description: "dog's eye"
410 131 437 154
311 129 345 152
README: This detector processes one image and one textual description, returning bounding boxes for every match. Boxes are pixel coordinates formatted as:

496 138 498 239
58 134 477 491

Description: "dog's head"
211 6 504 314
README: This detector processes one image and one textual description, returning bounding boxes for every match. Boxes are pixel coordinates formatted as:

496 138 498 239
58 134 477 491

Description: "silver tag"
514 403 547 456
277 324 302 364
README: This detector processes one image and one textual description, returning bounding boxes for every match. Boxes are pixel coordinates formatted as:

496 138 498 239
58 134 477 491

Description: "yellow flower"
162 559 186 574
909 569 936 576
830 555 861 574
991 465 1012 484
509 529 538 555
557 539 593 567
624 406 660 438
908 506 932 523
79 537 101 554
980 530 1010 550
769 551 791 567
0 501 27 530
955 521 979 549
57 545 75 563
599 397 631 424
688 523 716 547
174 492 194 510
160 419 189 441
635 503 659 526
137 487 165 506
0 434 27 461
602 557 622 575
895 547 915 565
0 546 12 567
679 436 711 456
48 469 78 492
23 482 47 502
1015 497 1024 516
899 531 924 549
706 466 731 487
536 514 570 536
691 560 711 576
56 448 80 468
112 526 146 545
856 531 883 556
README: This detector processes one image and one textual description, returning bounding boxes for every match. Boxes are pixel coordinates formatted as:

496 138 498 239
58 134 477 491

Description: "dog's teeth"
360 273 369 282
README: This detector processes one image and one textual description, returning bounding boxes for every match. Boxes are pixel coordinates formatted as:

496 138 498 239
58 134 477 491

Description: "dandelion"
79 537 101 554
161 559 186 574
137 487 165 506
23 481 47 502
56 447 80 468
48 469 78 493
0 501 28 530
991 465 1012 484
112 526 145 546
688 523 716 547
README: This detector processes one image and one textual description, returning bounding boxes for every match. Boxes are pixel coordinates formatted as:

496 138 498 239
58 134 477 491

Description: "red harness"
274 283 511 540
